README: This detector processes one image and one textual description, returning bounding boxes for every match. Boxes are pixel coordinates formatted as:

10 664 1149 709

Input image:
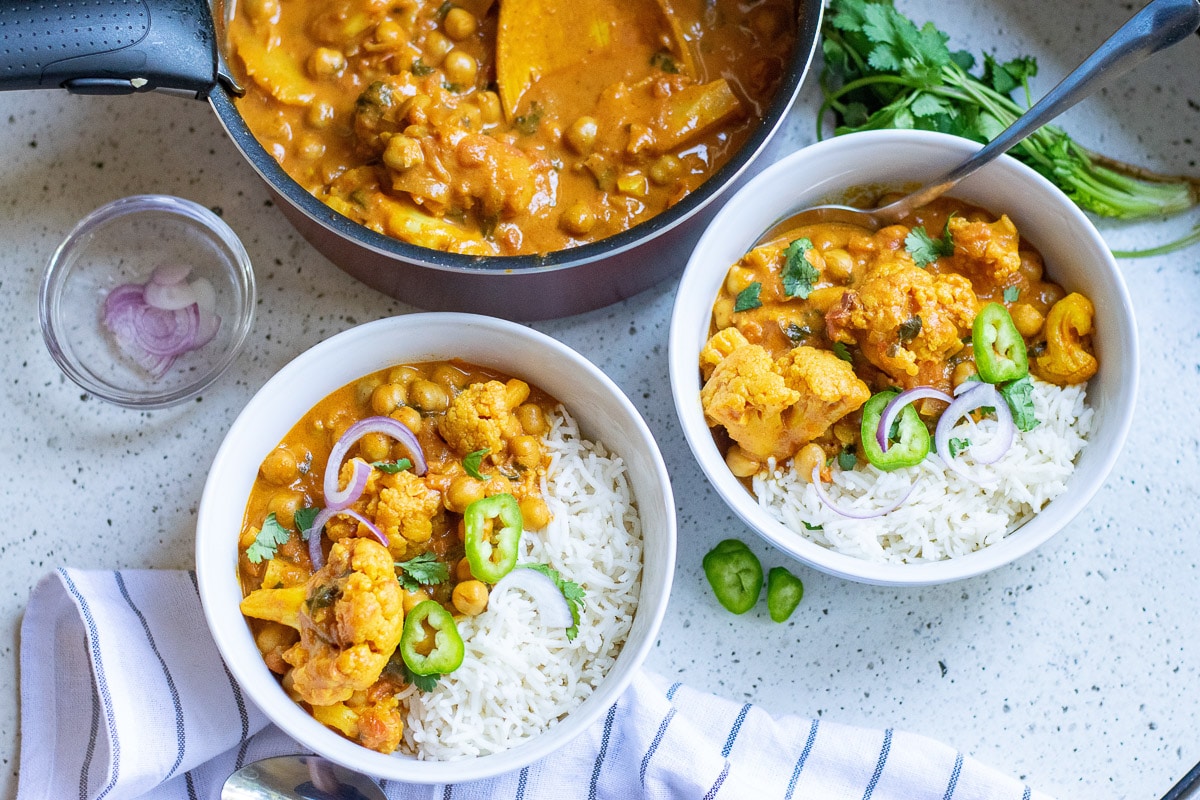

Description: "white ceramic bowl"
196 313 676 781
668 129 1137 587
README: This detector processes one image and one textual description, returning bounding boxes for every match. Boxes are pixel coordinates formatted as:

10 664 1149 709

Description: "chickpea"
408 378 449 413
373 19 406 47
358 431 392 463
516 403 548 436
445 475 486 513
648 154 683 186
792 443 825 483
505 379 531 408
443 7 478 40
951 360 978 389
382 134 424 172
712 296 735 330
1019 250 1045 282
307 47 346 79
370 382 407 415
254 622 296 658
559 202 596 236
297 136 326 161
388 365 422 386
565 116 599 154
391 405 422 433
260 447 299 485
402 588 431 614
475 90 502 124
243 0 279 25
442 49 478 86
822 248 854 281
266 491 303 530
724 266 756 295
452 580 489 616
423 30 454 65
431 363 470 393
306 101 335 129
724 445 759 478
455 557 474 582
832 419 857 446
520 495 551 530
807 286 847 313
1009 302 1045 338
510 434 543 468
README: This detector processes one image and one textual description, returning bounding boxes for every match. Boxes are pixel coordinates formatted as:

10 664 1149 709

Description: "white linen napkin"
18 568 1053 800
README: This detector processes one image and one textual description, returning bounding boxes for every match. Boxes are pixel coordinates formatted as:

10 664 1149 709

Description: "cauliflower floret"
700 326 750 381
826 258 978 389
273 538 405 708
311 681 404 754
774 347 871 446
371 469 443 549
947 214 1022 289
437 379 527 459
701 339 869 461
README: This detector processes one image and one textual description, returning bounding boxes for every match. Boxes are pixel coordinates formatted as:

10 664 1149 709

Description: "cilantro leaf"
783 322 811 346
897 315 922 342
1003 286 1020 303
463 448 488 479
385 654 441 691
246 513 291 564
411 58 435 76
837 446 857 470
734 281 762 312
781 238 819 299
1000 376 1040 431
802 521 824 531
948 437 970 458
514 101 543 135
294 506 320 541
395 552 450 592
905 223 954 267
832 341 853 363
650 51 679 73
521 564 585 640
372 458 413 474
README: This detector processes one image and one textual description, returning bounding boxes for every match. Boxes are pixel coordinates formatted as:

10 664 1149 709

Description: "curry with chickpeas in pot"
224 0 798 255
237 360 559 754
700 196 1099 483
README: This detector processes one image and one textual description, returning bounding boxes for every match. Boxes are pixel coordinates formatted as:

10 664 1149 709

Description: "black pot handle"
0 0 219 97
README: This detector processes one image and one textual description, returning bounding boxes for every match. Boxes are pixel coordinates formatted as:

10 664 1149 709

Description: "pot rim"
207 0 825 275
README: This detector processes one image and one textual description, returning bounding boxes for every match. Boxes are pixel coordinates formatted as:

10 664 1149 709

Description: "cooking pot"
0 0 822 320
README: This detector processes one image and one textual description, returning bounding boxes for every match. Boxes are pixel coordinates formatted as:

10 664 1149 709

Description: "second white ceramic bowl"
197 313 676 781
669 130 1137 586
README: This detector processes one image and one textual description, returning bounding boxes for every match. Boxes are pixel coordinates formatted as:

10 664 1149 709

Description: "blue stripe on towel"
61 569 121 800
442 784 454 799
588 703 619 800
1022 787 1032 800
666 682 682 701
115 571 186 779
784 718 821 799
943 752 964 800
862 728 893 800
702 762 731 800
185 771 198 800
80 682 100 800
640 706 677 785
516 766 529 800
722 704 752 758
187 570 252 769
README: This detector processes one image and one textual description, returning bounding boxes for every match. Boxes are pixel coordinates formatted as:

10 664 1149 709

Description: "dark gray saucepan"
0 0 822 320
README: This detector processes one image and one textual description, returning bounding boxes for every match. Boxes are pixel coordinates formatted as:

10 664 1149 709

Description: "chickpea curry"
237 360 563 754
699 197 1100 482
224 0 798 255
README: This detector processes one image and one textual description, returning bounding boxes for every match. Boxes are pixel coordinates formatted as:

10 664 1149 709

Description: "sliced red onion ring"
810 464 917 519
144 277 200 311
490 567 574 630
877 387 954 451
305 506 389 570
133 302 200 356
150 264 192 285
934 382 1015 479
324 417 427 509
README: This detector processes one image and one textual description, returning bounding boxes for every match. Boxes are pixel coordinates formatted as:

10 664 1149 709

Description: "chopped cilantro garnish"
784 322 812 346
897 315 922 342
837 446 857 470
411 58 435 76
463 448 488 479
246 513 290 563
1000 376 1040 431
802 521 824 531
650 51 679 73
905 221 955 267
385 653 441 691
372 458 413 474
832 341 853 362
435 0 453 19
734 281 763 312
1003 286 1021 303
948 437 970 458
781 238 819 299
521 563 585 640
293 506 320 541
395 552 450 592
514 102 543 135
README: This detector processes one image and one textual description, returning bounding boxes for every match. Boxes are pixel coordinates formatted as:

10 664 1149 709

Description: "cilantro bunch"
818 0 1200 225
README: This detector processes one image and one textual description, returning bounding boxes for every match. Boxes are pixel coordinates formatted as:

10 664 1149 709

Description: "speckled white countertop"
2 1 1198 797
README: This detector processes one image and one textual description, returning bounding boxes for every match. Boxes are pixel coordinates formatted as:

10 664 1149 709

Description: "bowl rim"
38 193 257 409
668 129 1139 586
196 312 676 781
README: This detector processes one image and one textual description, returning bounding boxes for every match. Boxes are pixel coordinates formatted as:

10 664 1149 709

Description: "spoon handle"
881 0 1200 222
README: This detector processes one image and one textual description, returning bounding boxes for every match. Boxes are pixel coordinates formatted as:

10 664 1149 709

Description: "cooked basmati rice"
752 378 1092 563
397 407 642 759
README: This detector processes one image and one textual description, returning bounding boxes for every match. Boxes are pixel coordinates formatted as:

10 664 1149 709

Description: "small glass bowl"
39 195 256 409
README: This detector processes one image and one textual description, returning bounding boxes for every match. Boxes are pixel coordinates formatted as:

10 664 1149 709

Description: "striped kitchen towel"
17 568 1053 800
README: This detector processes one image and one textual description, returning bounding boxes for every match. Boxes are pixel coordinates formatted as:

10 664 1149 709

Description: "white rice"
752 378 1092 563
398 407 642 759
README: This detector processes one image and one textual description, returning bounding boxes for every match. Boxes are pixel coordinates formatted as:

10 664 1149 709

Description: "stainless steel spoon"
221 754 386 800
789 0 1200 230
